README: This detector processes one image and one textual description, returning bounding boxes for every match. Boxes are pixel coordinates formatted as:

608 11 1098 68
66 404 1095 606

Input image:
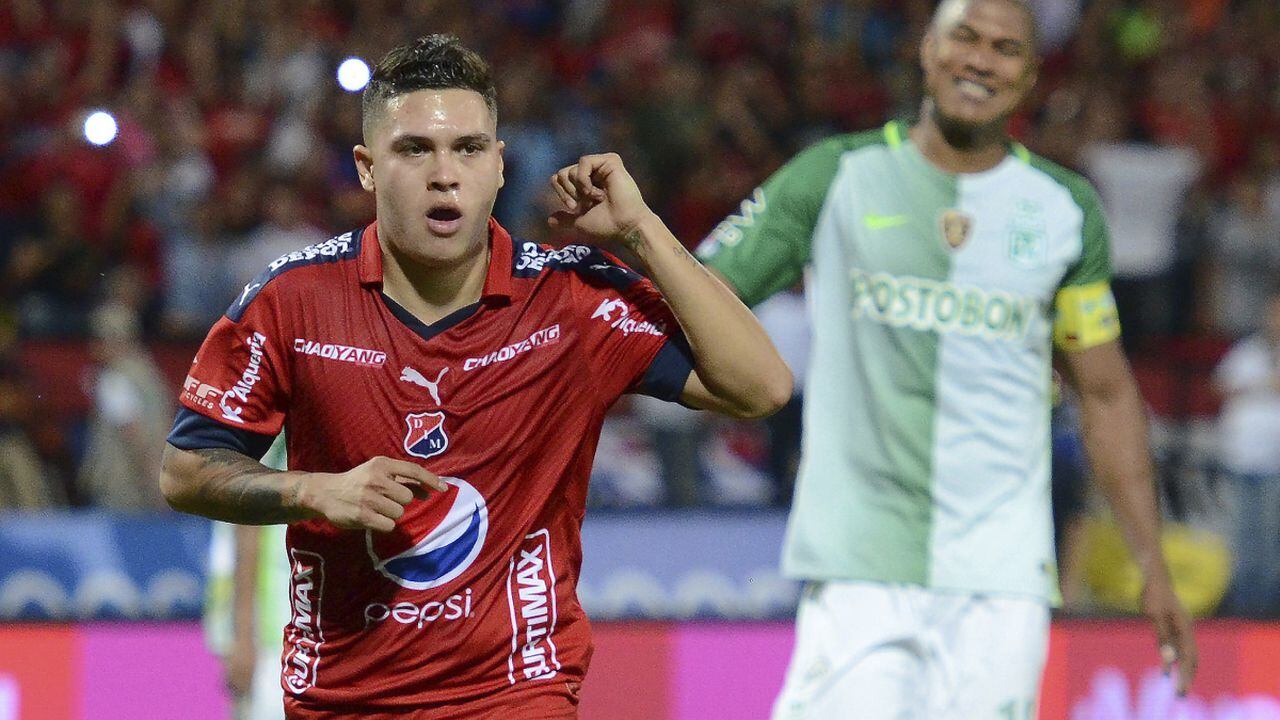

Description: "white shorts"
772 581 1049 720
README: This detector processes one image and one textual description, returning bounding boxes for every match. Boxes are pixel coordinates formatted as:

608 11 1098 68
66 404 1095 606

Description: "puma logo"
239 282 261 306
400 366 448 406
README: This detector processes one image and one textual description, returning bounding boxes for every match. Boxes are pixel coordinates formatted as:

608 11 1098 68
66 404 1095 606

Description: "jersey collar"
358 218 515 303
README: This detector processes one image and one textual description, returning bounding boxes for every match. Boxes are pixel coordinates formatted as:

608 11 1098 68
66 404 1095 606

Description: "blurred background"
2 0 1280 717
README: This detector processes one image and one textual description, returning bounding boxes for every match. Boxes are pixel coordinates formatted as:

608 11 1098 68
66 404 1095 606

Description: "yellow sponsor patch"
1053 281 1121 350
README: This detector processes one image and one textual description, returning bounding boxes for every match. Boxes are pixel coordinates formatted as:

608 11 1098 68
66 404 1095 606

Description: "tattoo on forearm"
672 241 714 276
185 447 300 524
619 226 644 253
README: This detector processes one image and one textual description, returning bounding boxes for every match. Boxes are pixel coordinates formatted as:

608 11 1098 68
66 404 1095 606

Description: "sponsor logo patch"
464 325 561 371
366 478 489 590
701 187 767 254
364 589 475 630
506 529 561 684
268 232 355 273
848 268 1038 342
181 375 222 412
219 332 268 424
283 549 325 695
514 242 593 274
293 339 387 367
591 298 666 337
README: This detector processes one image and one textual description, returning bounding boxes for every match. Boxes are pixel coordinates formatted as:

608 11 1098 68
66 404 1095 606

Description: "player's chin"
936 100 1011 135
408 228 485 266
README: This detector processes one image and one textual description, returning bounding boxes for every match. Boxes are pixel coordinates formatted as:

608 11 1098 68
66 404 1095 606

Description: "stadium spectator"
77 283 172 510
0 315 63 509
1212 290 1280 617
1079 89 1203 349
1205 174 1280 338
490 52 569 239
229 180 327 288
160 196 240 339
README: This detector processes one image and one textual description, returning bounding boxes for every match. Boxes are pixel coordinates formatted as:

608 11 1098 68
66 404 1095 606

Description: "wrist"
286 472 322 519
1139 555 1174 586
617 211 664 261
617 210 661 248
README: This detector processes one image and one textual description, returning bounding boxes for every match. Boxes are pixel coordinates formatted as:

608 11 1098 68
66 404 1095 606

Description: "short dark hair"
361 34 497 142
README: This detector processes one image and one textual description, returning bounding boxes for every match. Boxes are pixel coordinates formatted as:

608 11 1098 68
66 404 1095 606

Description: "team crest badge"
1008 227 1046 268
404 411 449 459
940 209 973 249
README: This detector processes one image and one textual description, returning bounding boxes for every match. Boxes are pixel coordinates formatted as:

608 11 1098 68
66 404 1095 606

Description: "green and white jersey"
700 121 1119 602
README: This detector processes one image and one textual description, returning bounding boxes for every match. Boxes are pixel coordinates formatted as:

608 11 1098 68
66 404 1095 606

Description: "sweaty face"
357 89 504 267
921 0 1038 133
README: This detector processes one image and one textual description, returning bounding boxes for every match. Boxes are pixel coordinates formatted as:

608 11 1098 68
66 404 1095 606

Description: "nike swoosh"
863 214 911 230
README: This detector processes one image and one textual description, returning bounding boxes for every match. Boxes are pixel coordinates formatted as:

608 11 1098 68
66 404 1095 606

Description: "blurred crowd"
2 0 1280 611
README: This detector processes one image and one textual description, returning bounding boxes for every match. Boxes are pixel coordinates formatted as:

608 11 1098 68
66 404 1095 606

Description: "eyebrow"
953 22 1029 52
390 132 494 147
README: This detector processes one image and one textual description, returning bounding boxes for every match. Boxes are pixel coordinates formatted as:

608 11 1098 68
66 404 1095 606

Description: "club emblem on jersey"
366 478 489 590
940 209 973 250
404 411 449 459
1007 199 1047 269
1008 227 1046 268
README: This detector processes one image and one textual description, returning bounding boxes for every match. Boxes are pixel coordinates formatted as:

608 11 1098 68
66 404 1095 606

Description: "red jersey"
169 220 692 716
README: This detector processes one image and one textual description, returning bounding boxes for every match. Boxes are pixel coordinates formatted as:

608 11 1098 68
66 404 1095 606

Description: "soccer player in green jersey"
205 436 290 720
698 0 1197 716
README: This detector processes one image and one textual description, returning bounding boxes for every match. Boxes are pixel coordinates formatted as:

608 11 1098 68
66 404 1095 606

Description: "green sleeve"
1029 158 1113 288
261 432 287 471
1062 179 1112 287
698 138 847 306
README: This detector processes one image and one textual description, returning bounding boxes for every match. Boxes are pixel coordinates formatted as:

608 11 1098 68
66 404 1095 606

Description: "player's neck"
910 105 1009 174
379 233 491 326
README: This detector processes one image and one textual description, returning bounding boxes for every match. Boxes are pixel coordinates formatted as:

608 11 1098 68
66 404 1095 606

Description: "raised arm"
549 153 793 419
160 444 446 530
1058 339 1197 694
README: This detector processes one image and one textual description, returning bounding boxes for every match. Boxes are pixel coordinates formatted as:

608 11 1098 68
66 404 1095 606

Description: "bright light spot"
83 110 118 146
337 57 371 93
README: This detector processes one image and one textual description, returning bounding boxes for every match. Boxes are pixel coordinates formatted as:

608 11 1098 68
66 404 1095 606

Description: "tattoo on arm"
616 226 713 278
619 227 645 253
166 445 305 525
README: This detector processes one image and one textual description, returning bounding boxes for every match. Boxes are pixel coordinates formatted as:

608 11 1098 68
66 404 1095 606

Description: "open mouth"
425 204 463 235
428 206 462 222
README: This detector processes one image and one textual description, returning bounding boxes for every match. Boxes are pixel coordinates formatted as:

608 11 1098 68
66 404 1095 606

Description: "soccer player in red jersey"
160 35 792 719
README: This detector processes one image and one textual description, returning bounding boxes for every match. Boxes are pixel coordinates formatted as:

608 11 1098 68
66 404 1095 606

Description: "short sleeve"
697 137 848 306
170 282 293 442
1052 174 1121 351
573 250 694 406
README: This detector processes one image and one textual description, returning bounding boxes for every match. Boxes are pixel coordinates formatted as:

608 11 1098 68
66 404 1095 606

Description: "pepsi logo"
366 478 489 590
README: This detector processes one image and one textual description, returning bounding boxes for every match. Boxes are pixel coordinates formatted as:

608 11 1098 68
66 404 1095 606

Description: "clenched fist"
548 153 656 242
